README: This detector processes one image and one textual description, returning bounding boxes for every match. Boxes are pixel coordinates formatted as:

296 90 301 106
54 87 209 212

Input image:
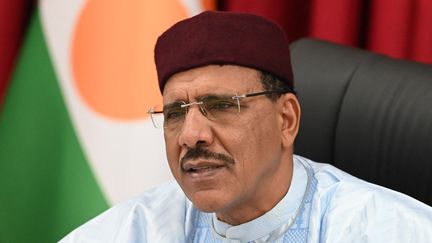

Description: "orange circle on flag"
71 0 188 119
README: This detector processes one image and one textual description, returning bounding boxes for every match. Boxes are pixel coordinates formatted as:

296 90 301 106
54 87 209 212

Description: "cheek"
232 113 281 166
222 125 261 173
164 134 181 172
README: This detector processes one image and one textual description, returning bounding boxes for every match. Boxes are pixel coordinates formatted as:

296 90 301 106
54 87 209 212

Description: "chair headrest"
291 38 432 205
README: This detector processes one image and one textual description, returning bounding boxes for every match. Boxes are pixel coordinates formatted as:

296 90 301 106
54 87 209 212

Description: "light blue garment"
59 155 432 242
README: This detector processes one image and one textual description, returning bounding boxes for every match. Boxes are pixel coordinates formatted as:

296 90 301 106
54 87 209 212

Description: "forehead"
162 65 262 102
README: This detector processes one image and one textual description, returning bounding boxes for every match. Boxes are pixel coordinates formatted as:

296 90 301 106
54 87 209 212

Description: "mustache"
180 147 235 167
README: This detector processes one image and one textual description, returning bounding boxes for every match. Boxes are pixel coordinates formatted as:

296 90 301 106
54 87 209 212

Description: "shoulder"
294 155 432 242
59 181 193 243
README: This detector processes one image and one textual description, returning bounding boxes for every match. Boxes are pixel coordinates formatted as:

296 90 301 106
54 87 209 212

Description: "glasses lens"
151 95 241 130
163 102 187 128
202 96 240 122
150 112 164 128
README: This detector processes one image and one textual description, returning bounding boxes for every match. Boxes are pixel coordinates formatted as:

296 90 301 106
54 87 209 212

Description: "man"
60 11 432 242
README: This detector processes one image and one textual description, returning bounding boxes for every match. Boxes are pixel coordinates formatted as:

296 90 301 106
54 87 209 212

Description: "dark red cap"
154 11 293 93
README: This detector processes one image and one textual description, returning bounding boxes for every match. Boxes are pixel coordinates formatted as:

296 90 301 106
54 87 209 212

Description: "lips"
182 161 226 175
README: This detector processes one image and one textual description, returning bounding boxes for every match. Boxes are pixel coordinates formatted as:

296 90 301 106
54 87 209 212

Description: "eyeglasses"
147 90 291 130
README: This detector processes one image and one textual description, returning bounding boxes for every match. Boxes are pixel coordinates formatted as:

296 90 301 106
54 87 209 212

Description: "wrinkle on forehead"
163 84 239 104
162 65 262 104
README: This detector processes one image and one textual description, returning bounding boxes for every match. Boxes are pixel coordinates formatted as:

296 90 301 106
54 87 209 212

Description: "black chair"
291 38 432 206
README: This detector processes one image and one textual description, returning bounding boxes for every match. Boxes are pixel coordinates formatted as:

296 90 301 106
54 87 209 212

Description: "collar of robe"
211 158 311 242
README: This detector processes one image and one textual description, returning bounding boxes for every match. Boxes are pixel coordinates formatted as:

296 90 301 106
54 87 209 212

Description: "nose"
178 105 214 149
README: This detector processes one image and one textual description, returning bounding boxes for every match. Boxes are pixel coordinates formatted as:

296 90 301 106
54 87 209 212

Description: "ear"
279 93 301 148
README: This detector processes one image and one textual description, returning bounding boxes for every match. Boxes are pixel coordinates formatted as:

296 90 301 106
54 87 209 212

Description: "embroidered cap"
154 11 293 93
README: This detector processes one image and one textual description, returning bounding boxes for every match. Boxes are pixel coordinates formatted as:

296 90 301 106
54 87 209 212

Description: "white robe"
59 155 432 242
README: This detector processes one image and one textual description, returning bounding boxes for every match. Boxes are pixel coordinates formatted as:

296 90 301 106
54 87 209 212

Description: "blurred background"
1 0 431 242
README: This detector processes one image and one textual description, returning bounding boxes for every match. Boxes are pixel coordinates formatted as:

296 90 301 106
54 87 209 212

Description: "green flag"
0 11 108 242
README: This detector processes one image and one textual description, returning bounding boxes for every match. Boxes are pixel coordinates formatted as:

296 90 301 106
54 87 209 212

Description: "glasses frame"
147 89 294 129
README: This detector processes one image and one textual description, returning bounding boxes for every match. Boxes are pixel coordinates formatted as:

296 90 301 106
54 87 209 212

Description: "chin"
188 190 230 213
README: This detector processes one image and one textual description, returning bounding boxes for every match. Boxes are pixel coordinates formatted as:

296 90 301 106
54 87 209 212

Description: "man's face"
162 65 298 224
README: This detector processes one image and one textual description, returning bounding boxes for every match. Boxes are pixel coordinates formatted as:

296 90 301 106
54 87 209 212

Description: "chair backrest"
291 38 432 205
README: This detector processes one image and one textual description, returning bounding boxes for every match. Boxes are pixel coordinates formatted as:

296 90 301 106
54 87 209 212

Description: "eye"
206 100 237 111
164 108 185 121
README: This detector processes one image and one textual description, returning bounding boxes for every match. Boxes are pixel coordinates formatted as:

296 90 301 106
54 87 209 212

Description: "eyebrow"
164 92 236 108
195 93 235 101
163 101 185 111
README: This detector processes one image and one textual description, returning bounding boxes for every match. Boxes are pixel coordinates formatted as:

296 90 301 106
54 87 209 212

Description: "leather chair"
290 38 432 206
